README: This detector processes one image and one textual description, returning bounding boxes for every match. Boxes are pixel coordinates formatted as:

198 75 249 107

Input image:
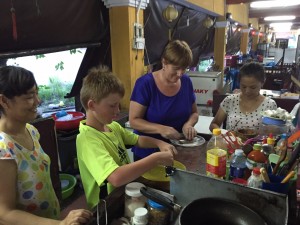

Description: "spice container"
147 199 170 225
124 182 146 219
132 207 148 225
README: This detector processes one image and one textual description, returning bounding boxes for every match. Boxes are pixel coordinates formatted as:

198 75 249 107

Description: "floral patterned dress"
0 124 60 219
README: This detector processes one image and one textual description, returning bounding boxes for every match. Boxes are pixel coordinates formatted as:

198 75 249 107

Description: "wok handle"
140 187 181 211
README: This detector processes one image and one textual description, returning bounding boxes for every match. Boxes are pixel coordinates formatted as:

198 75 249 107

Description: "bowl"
59 173 77 200
142 160 186 182
262 116 286 126
52 111 85 131
236 128 258 140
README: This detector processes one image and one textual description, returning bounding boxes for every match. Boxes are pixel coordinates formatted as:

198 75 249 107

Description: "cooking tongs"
140 186 182 212
221 131 242 154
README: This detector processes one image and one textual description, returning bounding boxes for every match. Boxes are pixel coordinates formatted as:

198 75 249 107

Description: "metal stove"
167 168 288 225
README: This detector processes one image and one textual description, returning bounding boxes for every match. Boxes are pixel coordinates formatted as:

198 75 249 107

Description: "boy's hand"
155 151 175 166
157 142 178 156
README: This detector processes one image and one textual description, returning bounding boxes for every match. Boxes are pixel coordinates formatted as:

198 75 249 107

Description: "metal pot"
141 187 267 225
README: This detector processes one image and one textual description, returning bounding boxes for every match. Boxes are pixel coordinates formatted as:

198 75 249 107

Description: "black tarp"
0 0 102 55
226 24 242 55
144 0 215 68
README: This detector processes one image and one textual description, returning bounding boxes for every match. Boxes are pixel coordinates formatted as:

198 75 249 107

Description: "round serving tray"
170 135 205 147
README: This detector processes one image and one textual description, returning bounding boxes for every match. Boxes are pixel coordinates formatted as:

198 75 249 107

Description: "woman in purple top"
129 40 199 160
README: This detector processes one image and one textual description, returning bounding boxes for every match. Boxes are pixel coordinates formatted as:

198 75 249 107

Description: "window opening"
7 48 86 117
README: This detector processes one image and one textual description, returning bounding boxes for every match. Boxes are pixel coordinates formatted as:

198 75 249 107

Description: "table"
174 144 207 174
194 116 213 135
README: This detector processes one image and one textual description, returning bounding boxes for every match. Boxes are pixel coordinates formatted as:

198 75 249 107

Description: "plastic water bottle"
229 149 247 181
247 167 263 188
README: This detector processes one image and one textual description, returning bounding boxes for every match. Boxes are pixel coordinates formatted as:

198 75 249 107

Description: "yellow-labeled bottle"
206 128 228 179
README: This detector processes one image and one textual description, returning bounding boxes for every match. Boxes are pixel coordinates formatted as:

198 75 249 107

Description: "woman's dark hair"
0 66 37 99
238 62 266 84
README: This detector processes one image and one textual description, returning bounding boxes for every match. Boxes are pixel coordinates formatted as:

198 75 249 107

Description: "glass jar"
124 182 146 219
147 199 170 225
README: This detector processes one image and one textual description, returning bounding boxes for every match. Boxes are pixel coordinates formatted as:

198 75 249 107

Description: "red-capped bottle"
246 144 267 171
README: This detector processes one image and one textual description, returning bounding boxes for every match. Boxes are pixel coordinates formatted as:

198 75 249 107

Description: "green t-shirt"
76 120 138 209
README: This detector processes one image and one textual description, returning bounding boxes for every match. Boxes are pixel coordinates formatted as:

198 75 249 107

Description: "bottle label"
229 165 246 179
206 149 227 177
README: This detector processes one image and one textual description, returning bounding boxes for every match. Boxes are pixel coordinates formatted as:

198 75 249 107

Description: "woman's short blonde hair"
80 65 125 110
161 40 193 69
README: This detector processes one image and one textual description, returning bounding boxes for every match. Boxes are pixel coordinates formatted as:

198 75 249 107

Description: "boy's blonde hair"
80 65 125 110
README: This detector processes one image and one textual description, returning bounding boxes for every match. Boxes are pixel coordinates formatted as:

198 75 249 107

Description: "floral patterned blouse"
0 124 60 219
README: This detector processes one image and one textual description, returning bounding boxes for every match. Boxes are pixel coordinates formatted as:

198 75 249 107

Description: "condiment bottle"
247 167 263 188
229 149 247 181
124 182 146 219
206 128 227 179
132 207 148 225
267 133 275 149
246 143 267 170
147 199 170 225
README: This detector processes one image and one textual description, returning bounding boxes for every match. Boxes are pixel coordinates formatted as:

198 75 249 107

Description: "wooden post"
240 28 250 54
252 31 259 51
214 19 228 80
104 1 148 110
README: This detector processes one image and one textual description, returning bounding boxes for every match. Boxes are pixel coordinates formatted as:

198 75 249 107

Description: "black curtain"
144 0 215 68
226 24 242 55
0 0 102 54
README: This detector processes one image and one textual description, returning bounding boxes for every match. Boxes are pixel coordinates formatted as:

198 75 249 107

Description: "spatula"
272 147 287 175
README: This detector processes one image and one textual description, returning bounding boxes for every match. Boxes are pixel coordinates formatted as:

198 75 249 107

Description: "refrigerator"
187 71 223 116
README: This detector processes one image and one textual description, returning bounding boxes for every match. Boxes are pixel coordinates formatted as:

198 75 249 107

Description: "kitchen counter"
94 141 299 225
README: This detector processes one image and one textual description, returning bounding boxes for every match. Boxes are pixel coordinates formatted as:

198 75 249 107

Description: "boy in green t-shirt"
76 65 177 210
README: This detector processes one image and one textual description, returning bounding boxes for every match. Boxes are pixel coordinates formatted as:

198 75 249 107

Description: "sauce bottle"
246 144 267 171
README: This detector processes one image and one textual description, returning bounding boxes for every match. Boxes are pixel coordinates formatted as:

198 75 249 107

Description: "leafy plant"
55 61 64 71
38 76 74 111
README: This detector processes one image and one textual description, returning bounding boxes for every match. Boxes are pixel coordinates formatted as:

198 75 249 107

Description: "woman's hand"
182 124 197 140
60 209 93 225
160 126 181 140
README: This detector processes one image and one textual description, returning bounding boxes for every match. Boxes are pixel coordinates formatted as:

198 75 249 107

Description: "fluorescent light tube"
251 0 300 8
264 16 296 21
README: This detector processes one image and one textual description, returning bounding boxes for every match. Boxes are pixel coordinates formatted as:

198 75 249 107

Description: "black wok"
141 187 267 225
179 198 267 225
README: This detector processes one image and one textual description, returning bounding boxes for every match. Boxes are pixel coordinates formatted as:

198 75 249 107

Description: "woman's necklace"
240 94 261 114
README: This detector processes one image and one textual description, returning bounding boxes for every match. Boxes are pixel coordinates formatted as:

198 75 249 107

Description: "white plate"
170 135 205 147
220 129 228 134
